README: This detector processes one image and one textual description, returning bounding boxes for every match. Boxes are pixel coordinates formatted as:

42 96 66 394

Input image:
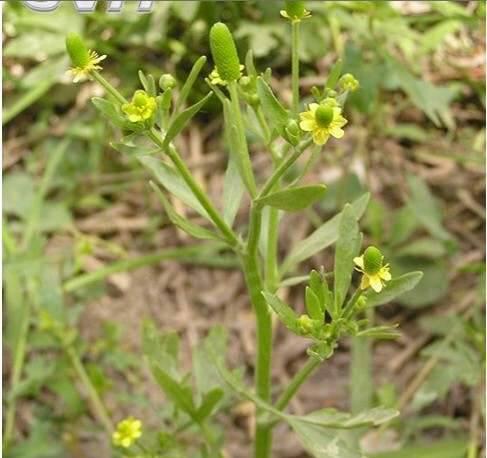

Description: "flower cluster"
112 417 142 448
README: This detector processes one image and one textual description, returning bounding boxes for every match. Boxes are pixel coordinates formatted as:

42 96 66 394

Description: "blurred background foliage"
2 1 485 457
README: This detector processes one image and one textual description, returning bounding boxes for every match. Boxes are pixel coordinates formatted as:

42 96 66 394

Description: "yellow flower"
354 246 391 293
122 90 157 123
209 65 244 86
299 102 347 145
68 49 106 83
112 417 142 448
280 1 311 21
66 33 106 83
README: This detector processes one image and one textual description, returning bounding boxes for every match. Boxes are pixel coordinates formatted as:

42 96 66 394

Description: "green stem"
291 20 300 115
259 138 311 199
265 208 280 292
228 82 257 197
275 356 321 412
66 346 113 433
3 276 29 449
147 130 240 248
92 71 127 105
343 288 363 320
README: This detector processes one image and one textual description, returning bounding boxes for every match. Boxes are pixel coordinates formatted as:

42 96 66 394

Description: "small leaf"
194 388 224 422
256 77 289 136
406 175 453 241
175 55 207 112
255 185 327 212
151 365 196 418
325 58 343 90
138 155 209 219
163 92 213 149
150 182 221 241
334 204 361 315
262 292 299 333
357 325 401 340
365 271 423 307
282 193 370 274
305 287 323 321
396 237 446 259
91 97 126 127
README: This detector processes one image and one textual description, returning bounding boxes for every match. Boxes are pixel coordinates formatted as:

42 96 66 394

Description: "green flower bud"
239 76 252 90
159 73 177 91
298 314 314 335
66 33 90 68
338 73 359 92
209 22 241 83
285 1 306 19
284 119 301 145
356 296 368 309
315 104 334 128
363 246 383 275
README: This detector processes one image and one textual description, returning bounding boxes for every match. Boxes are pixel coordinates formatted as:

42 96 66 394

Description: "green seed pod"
159 73 177 91
209 22 241 83
66 33 90 68
285 1 306 19
363 246 383 275
315 105 334 127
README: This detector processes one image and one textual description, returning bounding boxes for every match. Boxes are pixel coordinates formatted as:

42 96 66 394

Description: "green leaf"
194 388 224 422
262 292 299 333
138 155 209 219
91 97 126 128
175 55 207 112
256 185 327 212
371 439 468 458
396 237 446 259
256 76 289 136
305 287 323 321
308 270 332 316
297 406 399 429
163 92 213 149
406 175 452 241
325 58 343 90
333 204 361 314
288 421 362 458
151 365 196 418
357 325 401 340
282 193 370 274
365 272 423 307
389 206 418 247
150 182 220 241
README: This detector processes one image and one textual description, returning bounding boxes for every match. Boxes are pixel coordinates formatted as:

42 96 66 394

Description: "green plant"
59 4 425 457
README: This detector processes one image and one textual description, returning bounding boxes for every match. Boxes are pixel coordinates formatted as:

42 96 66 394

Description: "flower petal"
353 256 364 269
329 126 344 138
313 128 329 145
379 267 391 281
369 275 383 293
360 275 370 290
299 119 316 131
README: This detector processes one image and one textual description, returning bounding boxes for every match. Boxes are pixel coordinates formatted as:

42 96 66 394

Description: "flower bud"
66 33 90 68
339 73 359 92
284 119 301 145
209 22 241 83
356 296 368 309
159 73 177 91
363 246 383 275
239 76 252 90
297 314 314 335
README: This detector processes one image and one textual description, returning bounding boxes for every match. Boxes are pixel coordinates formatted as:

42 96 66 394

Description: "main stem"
245 205 273 458
291 20 300 115
66 346 114 433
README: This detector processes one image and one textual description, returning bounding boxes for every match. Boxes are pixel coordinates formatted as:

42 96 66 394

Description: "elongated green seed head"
66 33 90 68
285 1 306 18
209 22 241 82
315 105 334 127
363 246 383 275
